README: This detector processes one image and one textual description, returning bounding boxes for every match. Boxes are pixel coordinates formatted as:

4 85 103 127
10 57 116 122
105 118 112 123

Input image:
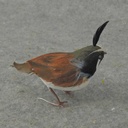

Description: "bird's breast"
40 77 90 91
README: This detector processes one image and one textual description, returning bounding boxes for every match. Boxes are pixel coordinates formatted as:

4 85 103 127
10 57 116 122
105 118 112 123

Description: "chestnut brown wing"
28 52 86 87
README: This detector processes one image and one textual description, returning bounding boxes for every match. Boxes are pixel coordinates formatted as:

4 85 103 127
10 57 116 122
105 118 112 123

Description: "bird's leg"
49 88 67 107
38 88 67 107
65 91 72 95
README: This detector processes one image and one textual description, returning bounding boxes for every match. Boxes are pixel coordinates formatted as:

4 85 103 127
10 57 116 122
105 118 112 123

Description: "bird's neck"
81 59 98 77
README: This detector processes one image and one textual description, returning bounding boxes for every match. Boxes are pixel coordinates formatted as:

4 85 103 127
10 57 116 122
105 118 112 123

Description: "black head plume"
93 21 109 46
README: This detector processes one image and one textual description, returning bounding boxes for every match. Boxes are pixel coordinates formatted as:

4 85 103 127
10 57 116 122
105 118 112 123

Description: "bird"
13 21 109 107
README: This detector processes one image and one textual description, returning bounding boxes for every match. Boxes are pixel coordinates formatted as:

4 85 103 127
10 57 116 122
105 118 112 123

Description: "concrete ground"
0 0 128 128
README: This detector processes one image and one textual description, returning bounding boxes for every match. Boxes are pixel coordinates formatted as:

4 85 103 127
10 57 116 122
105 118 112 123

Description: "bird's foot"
38 97 68 107
56 101 68 107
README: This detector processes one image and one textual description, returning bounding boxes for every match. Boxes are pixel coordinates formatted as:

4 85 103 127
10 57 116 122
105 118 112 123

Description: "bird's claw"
38 97 68 107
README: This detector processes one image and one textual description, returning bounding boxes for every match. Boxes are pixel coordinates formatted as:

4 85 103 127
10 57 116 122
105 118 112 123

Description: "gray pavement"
0 0 128 128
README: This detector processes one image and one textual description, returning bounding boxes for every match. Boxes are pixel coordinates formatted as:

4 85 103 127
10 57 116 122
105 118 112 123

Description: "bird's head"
72 21 109 77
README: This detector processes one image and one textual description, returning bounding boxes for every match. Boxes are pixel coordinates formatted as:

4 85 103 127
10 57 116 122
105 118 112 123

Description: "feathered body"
13 21 109 106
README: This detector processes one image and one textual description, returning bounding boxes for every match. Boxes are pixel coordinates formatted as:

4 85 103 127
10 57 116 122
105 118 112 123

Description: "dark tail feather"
93 21 109 46
13 62 32 74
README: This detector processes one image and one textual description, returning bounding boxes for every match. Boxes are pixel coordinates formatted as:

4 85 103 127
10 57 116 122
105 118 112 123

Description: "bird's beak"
98 51 106 66
98 58 103 66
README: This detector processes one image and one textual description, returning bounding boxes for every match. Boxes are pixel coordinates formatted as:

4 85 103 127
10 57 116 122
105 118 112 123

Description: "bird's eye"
98 55 102 59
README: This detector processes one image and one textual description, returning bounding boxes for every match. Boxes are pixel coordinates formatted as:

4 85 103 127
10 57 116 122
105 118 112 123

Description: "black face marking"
81 51 105 77
81 59 98 77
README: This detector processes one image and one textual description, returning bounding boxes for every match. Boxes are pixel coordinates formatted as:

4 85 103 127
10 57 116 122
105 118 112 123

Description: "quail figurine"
13 21 109 107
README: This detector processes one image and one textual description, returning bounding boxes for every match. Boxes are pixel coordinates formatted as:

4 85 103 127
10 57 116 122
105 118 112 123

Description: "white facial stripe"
90 48 104 54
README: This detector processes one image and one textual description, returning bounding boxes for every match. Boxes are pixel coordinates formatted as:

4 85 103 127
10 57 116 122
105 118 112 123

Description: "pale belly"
40 78 90 91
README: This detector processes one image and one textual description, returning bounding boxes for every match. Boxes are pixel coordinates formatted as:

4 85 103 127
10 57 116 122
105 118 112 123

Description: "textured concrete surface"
0 0 128 128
